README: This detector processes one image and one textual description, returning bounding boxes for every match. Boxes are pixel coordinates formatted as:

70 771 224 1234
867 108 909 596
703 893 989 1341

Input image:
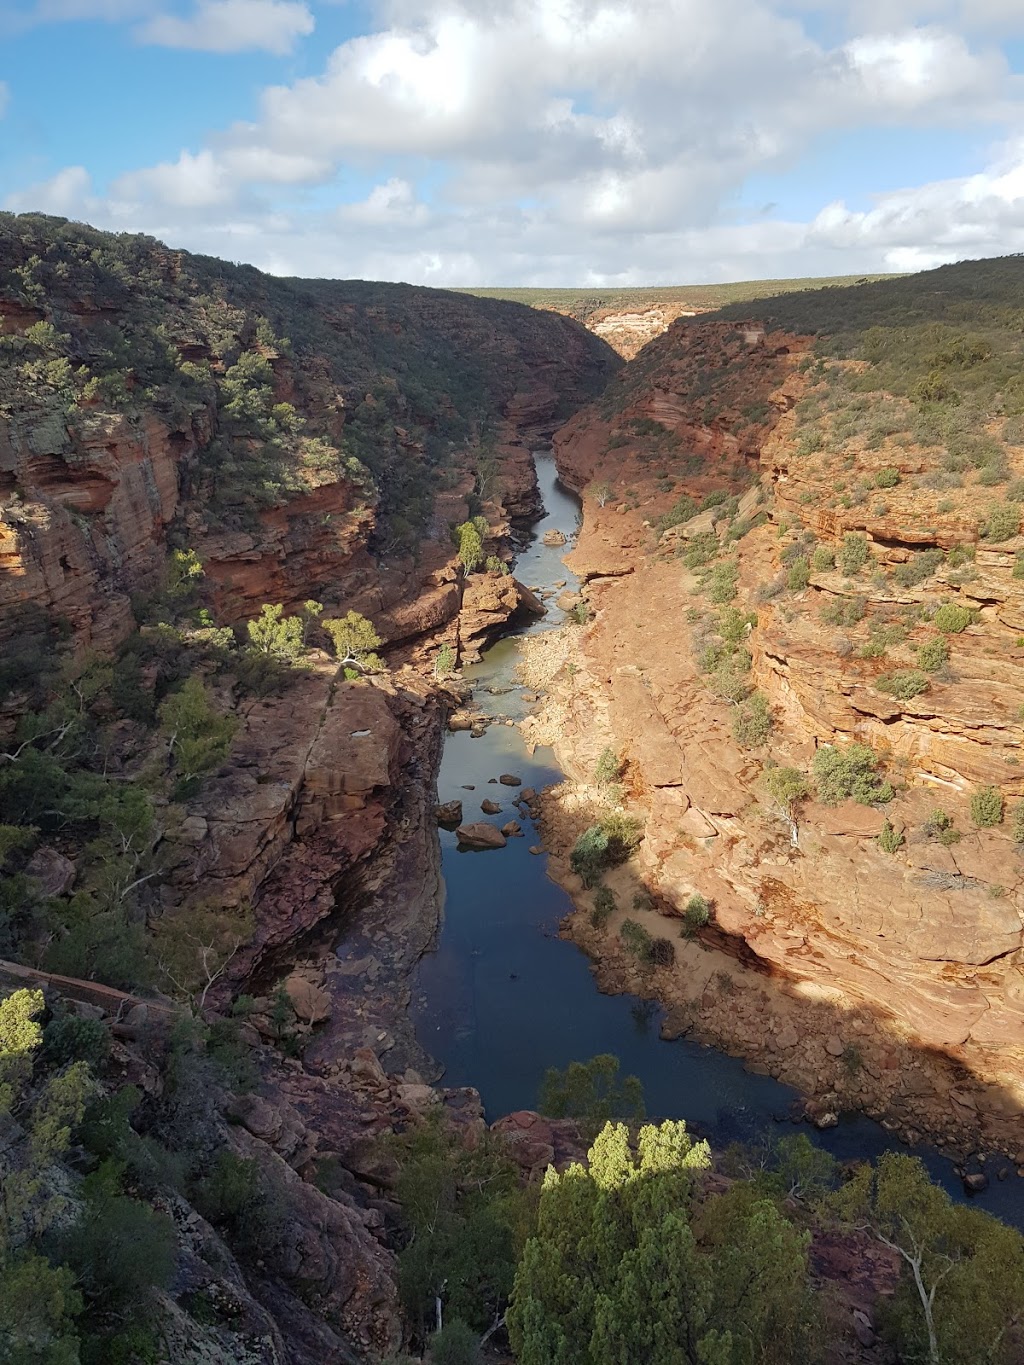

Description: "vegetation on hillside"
456 273 895 324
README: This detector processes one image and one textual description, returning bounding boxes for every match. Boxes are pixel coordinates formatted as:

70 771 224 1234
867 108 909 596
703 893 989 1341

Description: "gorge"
3 216 1024 1363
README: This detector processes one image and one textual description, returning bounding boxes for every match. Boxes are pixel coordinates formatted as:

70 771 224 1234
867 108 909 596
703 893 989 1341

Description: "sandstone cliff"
525 262 1024 1161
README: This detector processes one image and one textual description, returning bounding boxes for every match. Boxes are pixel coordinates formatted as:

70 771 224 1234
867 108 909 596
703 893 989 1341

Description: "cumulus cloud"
137 0 313 54
6 0 1024 283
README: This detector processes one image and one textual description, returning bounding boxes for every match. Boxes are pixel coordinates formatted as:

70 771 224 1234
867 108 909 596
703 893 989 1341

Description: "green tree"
158 675 237 788
457 522 484 574
970 785 1004 828
760 765 809 845
246 604 304 659
538 1055 645 1135
322 611 384 672
570 826 609 887
509 1120 814 1365
834 1152 1024 1365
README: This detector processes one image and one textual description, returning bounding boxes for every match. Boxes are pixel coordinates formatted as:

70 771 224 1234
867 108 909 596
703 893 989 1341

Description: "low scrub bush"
838 533 870 575
590 885 616 928
877 820 905 853
875 669 930 700
732 692 773 747
982 502 1021 542
810 546 835 572
933 603 973 634
812 743 894 805
916 636 949 672
970 785 1004 828
681 894 712 936
820 596 866 627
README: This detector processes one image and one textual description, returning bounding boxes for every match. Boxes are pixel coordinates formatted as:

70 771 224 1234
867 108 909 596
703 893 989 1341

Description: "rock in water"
542 529 567 546
481 799 502 814
435 800 463 826
455 823 507 850
499 773 523 786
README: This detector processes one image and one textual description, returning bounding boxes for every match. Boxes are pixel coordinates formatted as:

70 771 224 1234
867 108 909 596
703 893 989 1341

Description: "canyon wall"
527 271 1024 1161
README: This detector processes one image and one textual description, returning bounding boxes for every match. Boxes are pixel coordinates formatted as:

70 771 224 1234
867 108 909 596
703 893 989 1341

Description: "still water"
411 453 1024 1225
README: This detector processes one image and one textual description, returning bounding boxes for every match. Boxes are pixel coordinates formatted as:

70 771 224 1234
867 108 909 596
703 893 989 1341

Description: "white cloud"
137 0 313 54
6 0 1024 285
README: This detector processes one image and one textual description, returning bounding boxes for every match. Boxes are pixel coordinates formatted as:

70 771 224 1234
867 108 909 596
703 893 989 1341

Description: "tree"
509 1120 815 1365
761 765 809 846
322 611 384 672
152 904 254 1013
300 599 324 643
538 1055 645 1135
246 603 304 659
158 675 237 788
457 522 484 574
589 481 612 508
834 1152 1024 1365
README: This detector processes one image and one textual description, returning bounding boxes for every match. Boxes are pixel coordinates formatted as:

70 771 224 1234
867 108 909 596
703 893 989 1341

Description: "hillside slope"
526 256 1024 1160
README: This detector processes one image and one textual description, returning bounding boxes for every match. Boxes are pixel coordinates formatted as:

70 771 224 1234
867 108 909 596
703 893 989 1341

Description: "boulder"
542 529 567 546
963 1171 989 1194
501 820 523 837
25 846 76 898
499 773 523 786
285 974 332 1025
481 799 502 814
455 823 507 850
435 800 463 826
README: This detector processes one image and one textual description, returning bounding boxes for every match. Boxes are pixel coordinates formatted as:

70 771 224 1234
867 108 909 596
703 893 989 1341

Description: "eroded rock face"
523 317 1024 1158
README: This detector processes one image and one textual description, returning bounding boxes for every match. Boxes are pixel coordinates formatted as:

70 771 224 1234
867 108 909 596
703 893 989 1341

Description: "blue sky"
2 0 1024 284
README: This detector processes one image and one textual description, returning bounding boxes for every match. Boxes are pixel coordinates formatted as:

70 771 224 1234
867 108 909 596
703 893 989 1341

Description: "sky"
2 0 1024 286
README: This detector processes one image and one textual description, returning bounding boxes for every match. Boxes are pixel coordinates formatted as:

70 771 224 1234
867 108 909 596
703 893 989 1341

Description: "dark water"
412 453 1024 1226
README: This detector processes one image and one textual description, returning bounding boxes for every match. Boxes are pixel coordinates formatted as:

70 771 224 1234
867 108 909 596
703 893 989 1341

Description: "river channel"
411 452 1024 1227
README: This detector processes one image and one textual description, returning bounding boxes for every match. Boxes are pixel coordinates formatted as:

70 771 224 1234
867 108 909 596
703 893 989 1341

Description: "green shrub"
923 808 962 845
681 894 711 936
594 747 623 784
916 637 949 672
810 547 834 572
42 1015 110 1069
1012 802 1024 845
877 820 905 854
571 826 609 887
732 692 773 747
590 885 616 928
838 533 870 575
891 549 943 589
875 670 930 700
933 603 973 634
875 467 900 488
970 785 1004 828
787 556 810 591
620 918 654 963
1014 553 1024 580
812 743 893 805
59 1189 175 1313
428 1320 480 1365
820 595 866 627
982 502 1021 542
599 811 643 863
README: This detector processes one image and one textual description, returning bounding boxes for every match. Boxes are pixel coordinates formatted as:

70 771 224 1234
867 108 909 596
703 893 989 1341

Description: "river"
411 452 1024 1226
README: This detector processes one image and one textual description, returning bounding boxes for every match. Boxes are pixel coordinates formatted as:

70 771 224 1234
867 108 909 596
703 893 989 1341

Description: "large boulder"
435 800 463 826
455 823 507 850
